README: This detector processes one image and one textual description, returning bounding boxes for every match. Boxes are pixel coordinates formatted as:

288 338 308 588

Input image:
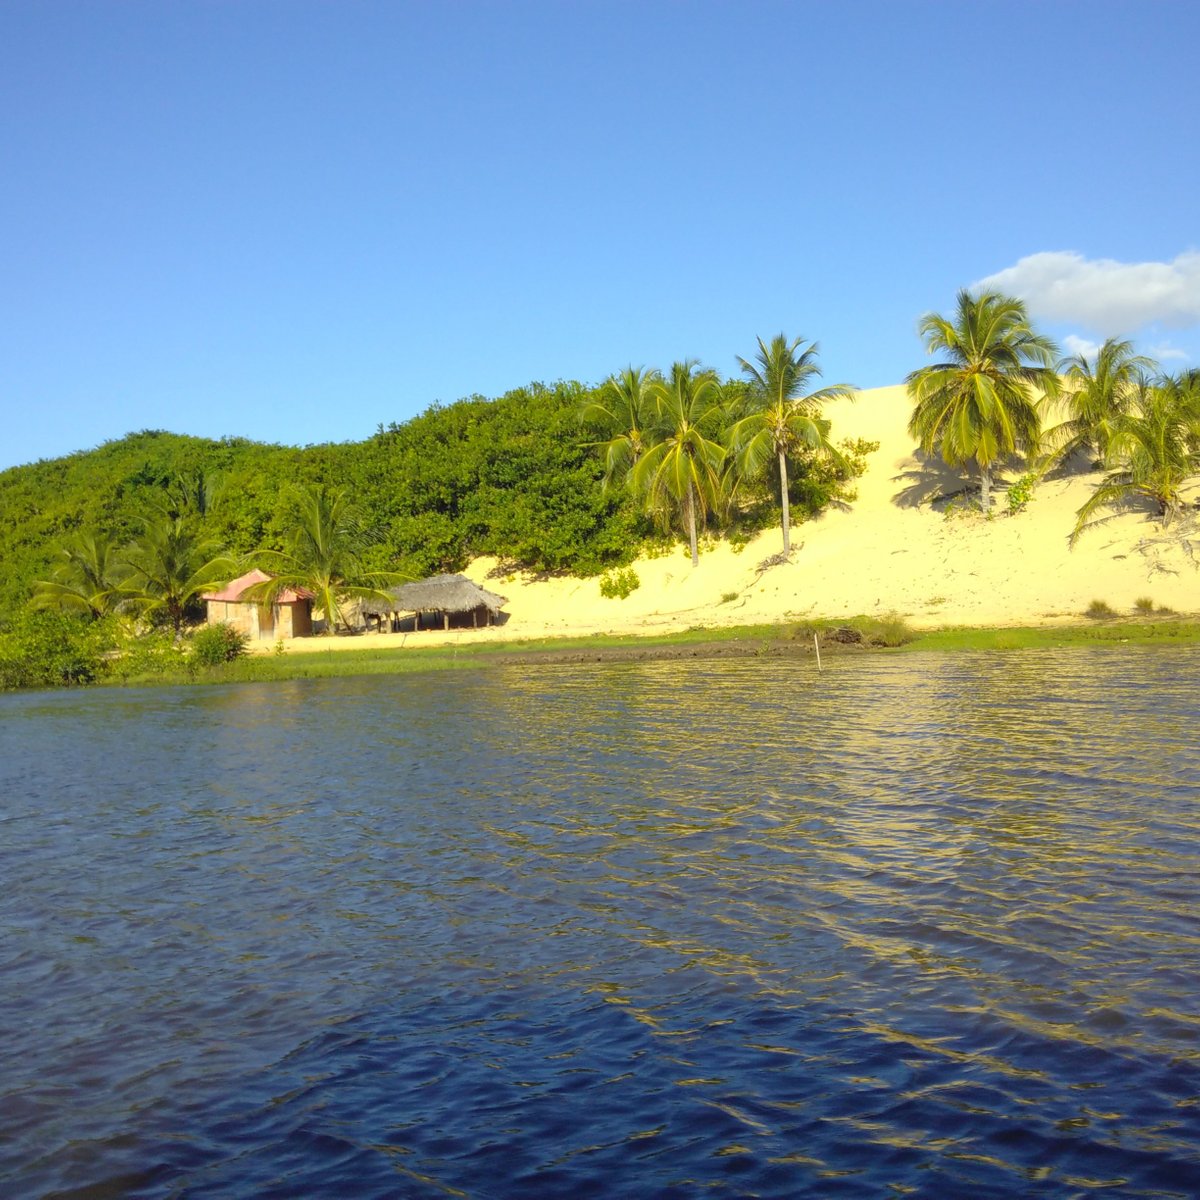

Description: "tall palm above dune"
729 334 855 556
1048 337 1157 468
1072 371 1200 542
906 290 1059 514
631 361 727 567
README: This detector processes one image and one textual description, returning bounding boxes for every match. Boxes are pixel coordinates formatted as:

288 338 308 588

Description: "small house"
202 568 314 640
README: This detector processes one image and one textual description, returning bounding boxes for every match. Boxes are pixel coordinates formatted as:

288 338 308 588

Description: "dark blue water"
2 650 1199 1198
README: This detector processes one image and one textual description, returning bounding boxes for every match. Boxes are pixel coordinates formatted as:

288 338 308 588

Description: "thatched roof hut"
361 573 508 630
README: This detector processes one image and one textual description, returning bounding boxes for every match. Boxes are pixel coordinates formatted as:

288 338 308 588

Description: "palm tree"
578 367 662 491
1071 372 1200 542
1048 337 1157 467
729 334 856 555
121 514 235 638
906 289 1059 514
166 466 224 519
247 484 402 634
31 531 129 619
630 361 728 566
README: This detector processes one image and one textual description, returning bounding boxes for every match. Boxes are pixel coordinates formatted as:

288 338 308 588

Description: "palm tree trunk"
979 464 992 515
778 447 791 556
322 586 341 635
687 483 698 567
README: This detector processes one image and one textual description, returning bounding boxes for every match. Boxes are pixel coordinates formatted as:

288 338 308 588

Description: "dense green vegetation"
0 359 873 683
5 295 1198 693
0 381 644 628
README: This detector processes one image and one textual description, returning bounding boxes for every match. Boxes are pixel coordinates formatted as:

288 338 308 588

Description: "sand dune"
280 384 1199 654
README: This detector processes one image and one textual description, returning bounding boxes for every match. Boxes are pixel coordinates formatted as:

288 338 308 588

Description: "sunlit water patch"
2 649 1199 1197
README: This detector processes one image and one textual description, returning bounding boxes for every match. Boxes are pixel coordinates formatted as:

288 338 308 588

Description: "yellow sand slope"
283 384 1199 653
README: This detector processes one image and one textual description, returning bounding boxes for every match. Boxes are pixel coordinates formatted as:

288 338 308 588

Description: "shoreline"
99 615 1200 690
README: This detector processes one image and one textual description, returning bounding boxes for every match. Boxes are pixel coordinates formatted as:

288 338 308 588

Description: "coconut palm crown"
121 514 235 638
578 366 663 491
630 361 728 567
1071 371 1200 542
1048 337 1158 468
31 530 130 619
906 289 1059 514
246 484 404 634
729 334 855 555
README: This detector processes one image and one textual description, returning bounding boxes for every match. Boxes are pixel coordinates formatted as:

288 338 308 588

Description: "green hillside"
0 380 642 625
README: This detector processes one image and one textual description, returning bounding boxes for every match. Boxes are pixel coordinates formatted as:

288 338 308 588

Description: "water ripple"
1 649 1199 1196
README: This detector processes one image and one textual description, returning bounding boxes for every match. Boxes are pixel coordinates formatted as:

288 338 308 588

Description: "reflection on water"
1 649 1199 1197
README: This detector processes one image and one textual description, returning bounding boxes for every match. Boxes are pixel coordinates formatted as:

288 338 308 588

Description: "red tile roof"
202 568 313 604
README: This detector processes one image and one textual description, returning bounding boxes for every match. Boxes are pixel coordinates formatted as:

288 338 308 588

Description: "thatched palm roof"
360 573 508 616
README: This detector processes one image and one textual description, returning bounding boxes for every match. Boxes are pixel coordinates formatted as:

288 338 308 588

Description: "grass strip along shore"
104 614 1200 689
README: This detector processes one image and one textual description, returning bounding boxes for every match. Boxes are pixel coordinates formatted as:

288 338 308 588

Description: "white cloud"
1147 341 1190 362
975 250 1200 336
1062 333 1101 360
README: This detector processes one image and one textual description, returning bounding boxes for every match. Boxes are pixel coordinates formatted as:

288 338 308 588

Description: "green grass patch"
907 620 1200 652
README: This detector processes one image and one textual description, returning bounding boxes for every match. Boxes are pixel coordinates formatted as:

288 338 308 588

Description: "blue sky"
2 0 1197 469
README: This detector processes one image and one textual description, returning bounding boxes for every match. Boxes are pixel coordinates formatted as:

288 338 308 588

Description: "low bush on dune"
852 613 917 647
1131 596 1176 616
792 613 916 648
1006 472 1037 514
599 567 640 600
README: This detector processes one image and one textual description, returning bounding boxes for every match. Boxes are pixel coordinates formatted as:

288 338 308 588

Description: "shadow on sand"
890 451 976 509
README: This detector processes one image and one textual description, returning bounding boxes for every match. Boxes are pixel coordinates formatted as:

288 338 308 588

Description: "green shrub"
855 612 917 647
0 609 108 689
792 437 878 516
720 591 738 604
1085 599 1117 619
103 629 191 682
191 622 249 666
1007 472 1037 514
803 613 916 648
941 495 979 520
1134 596 1155 614
599 567 640 600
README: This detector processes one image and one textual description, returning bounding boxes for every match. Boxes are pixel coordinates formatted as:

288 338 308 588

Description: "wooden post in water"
814 633 822 672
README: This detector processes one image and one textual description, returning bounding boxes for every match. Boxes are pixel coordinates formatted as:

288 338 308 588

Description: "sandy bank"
265 384 1200 656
